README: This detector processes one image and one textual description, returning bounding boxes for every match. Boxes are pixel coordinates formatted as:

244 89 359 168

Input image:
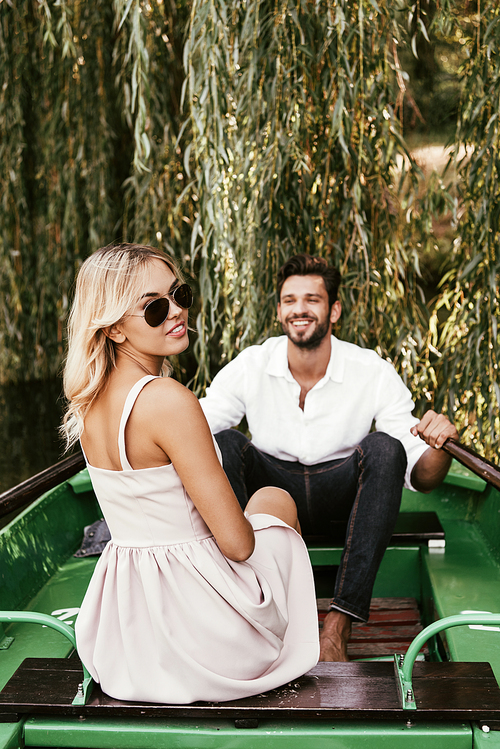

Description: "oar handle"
443 438 500 491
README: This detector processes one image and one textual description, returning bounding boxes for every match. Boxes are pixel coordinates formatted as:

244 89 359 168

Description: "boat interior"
1 456 500 748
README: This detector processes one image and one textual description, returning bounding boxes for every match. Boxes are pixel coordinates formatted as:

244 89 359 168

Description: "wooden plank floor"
317 597 429 659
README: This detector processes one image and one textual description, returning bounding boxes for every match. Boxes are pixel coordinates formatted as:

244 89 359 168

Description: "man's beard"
282 316 330 350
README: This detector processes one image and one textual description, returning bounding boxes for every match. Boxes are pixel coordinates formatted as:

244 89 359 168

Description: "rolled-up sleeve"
373 361 429 490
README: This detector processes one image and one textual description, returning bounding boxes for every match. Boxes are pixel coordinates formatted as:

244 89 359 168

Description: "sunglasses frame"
132 283 193 328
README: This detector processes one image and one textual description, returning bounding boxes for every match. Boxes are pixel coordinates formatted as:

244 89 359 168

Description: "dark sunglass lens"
144 297 170 327
174 284 193 309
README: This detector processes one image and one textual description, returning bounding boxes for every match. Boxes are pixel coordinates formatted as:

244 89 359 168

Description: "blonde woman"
62 243 319 704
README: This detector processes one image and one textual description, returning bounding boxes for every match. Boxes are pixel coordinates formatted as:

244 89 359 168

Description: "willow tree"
0 0 190 382
183 0 440 400
0 0 499 457
430 0 500 453
0 1 121 381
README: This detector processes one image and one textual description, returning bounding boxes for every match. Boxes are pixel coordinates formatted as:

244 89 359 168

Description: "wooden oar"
443 438 500 492
0 451 86 519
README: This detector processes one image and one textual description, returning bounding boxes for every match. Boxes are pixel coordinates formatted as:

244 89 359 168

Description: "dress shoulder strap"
118 375 158 470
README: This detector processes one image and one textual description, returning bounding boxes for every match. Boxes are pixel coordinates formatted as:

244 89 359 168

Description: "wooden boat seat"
2 657 500 725
3 603 500 727
304 511 445 548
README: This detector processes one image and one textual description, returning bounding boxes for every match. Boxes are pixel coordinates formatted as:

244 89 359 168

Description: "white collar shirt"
200 335 428 490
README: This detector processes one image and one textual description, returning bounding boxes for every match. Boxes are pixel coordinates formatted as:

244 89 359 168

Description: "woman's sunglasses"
133 283 193 328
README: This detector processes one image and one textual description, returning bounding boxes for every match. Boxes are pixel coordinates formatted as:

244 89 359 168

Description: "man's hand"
410 410 459 493
410 410 459 449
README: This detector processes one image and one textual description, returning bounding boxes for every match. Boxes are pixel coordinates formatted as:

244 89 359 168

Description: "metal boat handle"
395 613 500 709
0 610 93 705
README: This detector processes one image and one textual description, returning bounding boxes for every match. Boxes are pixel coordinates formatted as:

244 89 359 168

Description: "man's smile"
288 316 317 328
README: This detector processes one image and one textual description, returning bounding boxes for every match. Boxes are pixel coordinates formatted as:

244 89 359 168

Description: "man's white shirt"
200 335 428 489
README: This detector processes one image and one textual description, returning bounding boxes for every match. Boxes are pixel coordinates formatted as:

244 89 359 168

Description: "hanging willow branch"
0 0 190 383
116 0 192 258
431 0 500 455
183 0 438 398
0 0 499 458
0 0 123 381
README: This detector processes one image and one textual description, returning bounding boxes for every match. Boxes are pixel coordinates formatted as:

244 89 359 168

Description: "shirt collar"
265 337 293 381
266 335 345 384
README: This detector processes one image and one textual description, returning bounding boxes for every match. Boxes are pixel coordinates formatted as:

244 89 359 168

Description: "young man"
200 254 458 661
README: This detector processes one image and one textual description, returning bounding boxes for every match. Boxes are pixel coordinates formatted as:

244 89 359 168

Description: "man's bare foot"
319 610 352 661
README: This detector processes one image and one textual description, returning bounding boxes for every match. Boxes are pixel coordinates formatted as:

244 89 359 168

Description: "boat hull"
1 463 500 748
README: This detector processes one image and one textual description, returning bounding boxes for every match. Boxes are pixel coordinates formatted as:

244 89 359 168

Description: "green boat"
1 441 500 749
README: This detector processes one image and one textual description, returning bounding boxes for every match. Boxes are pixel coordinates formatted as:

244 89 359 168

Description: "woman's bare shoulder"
137 377 200 417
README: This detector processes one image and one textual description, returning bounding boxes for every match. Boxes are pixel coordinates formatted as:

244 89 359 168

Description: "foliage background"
0 0 498 456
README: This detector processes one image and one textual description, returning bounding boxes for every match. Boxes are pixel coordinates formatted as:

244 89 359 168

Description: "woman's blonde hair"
61 243 181 450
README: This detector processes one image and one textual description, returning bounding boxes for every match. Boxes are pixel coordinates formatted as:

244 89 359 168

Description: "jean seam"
305 456 352 475
334 444 364 600
304 466 311 521
256 452 306 476
247 450 353 477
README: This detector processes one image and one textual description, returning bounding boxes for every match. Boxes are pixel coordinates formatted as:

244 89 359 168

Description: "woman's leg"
245 487 301 534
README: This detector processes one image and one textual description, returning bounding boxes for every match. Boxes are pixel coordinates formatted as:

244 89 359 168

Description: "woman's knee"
245 487 299 529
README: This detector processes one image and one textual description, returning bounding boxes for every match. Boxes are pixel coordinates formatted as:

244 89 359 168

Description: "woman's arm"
141 379 255 562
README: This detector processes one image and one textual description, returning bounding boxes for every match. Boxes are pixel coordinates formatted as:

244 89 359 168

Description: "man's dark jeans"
215 430 407 622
